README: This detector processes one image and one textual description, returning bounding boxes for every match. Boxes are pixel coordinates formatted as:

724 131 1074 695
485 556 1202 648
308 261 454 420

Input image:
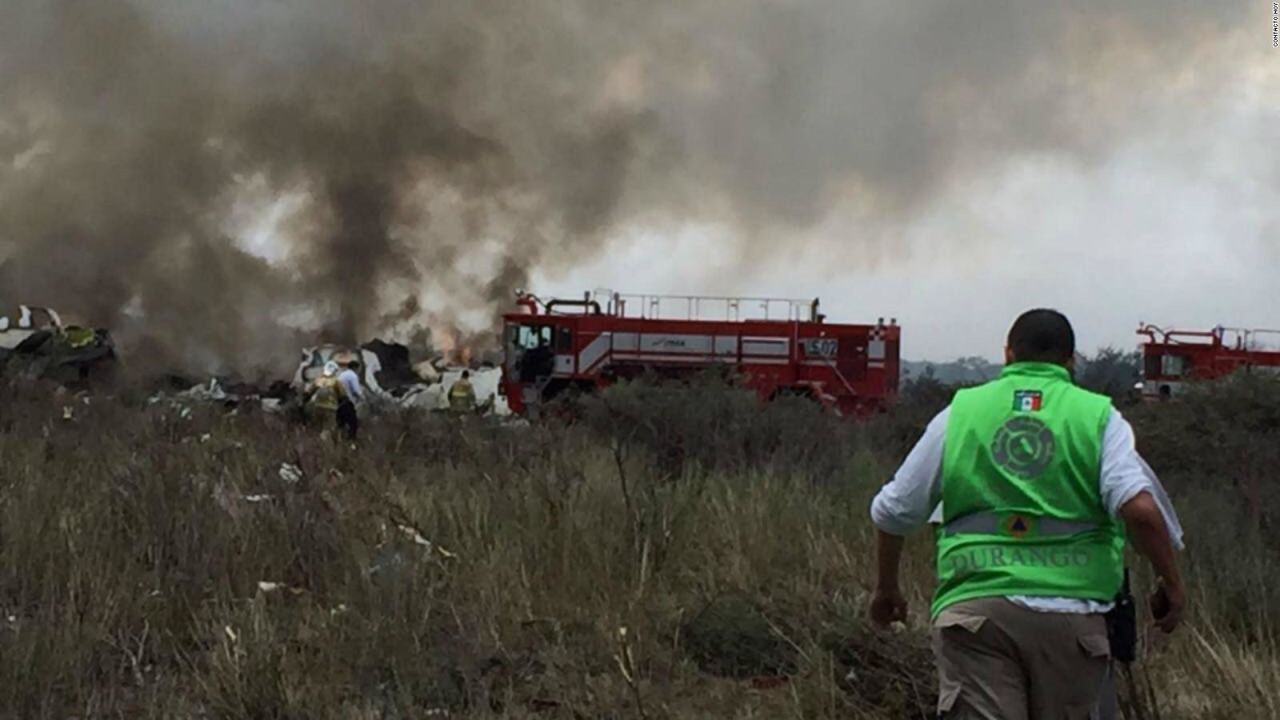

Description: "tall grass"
0 373 1276 718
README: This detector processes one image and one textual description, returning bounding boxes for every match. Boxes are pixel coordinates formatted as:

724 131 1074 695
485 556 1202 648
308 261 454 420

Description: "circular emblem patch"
990 416 1056 480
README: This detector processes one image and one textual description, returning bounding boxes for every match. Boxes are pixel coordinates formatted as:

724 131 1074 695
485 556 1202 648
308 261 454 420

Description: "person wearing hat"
336 358 364 441
304 360 342 424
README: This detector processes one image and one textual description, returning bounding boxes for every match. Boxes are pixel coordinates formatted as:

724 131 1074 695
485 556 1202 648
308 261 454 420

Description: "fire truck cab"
1136 323 1280 399
500 290 900 417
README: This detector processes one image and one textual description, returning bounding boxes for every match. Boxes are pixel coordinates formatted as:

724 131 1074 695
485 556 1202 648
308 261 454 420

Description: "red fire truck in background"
499 290 900 417
1136 323 1280 399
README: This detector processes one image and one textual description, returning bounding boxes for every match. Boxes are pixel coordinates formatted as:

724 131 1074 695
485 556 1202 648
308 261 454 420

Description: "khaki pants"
933 597 1111 719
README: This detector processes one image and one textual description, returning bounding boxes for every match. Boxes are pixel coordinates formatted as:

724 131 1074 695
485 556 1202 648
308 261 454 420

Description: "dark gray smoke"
0 0 1250 374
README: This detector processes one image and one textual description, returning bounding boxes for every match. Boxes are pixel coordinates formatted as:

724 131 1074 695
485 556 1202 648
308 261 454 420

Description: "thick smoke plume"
0 0 1249 374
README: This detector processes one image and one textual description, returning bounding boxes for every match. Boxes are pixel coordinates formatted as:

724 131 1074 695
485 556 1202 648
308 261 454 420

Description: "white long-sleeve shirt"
337 368 364 404
870 406 1183 613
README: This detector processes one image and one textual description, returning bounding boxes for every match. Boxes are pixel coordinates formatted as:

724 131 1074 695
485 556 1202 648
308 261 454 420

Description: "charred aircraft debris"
0 305 116 387
1 304 503 417
156 339 502 416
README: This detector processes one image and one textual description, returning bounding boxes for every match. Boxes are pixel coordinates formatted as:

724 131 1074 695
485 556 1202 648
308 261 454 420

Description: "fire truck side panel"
1138 327 1280 399
502 309 900 416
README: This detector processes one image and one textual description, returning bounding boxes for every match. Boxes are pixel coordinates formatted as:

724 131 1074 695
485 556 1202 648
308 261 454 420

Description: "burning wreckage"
291 340 499 414
0 305 116 387
1 304 502 417
158 338 503 417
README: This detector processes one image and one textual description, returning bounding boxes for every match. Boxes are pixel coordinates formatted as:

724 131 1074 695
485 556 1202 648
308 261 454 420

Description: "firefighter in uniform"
448 370 477 414
869 309 1185 719
305 361 342 425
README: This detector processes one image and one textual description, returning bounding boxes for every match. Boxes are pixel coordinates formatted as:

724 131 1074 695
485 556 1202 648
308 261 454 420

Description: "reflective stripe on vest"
942 511 1100 538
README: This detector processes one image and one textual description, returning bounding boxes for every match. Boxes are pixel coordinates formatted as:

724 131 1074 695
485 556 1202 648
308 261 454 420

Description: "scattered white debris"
278 463 303 484
256 581 305 595
61 406 74 421
243 494 274 503
396 524 458 559
398 524 434 548
180 379 230 402
199 433 212 443
224 625 238 643
414 359 442 384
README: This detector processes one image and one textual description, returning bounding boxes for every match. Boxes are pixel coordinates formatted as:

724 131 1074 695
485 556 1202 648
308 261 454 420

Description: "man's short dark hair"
347 360 361 371
1007 309 1075 364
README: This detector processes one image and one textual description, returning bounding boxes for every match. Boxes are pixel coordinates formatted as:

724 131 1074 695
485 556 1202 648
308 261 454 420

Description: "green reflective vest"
932 362 1124 617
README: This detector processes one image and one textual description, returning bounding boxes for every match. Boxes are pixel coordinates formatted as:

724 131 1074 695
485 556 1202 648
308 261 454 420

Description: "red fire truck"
498 290 900 417
1136 323 1280 399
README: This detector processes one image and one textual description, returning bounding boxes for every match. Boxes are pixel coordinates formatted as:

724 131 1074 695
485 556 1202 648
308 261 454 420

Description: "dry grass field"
1 372 1277 719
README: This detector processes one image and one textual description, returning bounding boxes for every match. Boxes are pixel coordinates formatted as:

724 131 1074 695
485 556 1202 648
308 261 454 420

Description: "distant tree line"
900 347 1142 411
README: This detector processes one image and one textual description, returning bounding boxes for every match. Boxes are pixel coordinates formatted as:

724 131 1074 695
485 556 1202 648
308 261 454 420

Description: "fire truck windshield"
512 324 553 350
505 322 557 382
1160 354 1187 378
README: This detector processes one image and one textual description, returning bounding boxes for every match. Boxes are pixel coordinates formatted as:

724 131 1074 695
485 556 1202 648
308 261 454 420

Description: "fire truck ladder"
591 290 822 323
1218 327 1280 350
1140 323 1280 350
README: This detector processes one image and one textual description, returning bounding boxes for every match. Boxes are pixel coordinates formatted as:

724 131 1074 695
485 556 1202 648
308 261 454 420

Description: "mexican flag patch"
1013 390 1043 412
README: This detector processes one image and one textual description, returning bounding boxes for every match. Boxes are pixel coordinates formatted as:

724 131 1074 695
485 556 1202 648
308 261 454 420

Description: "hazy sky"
2 1 1276 369
537 48 1280 361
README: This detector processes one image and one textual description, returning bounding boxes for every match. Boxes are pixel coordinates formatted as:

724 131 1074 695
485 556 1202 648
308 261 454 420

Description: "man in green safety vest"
869 309 1185 719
